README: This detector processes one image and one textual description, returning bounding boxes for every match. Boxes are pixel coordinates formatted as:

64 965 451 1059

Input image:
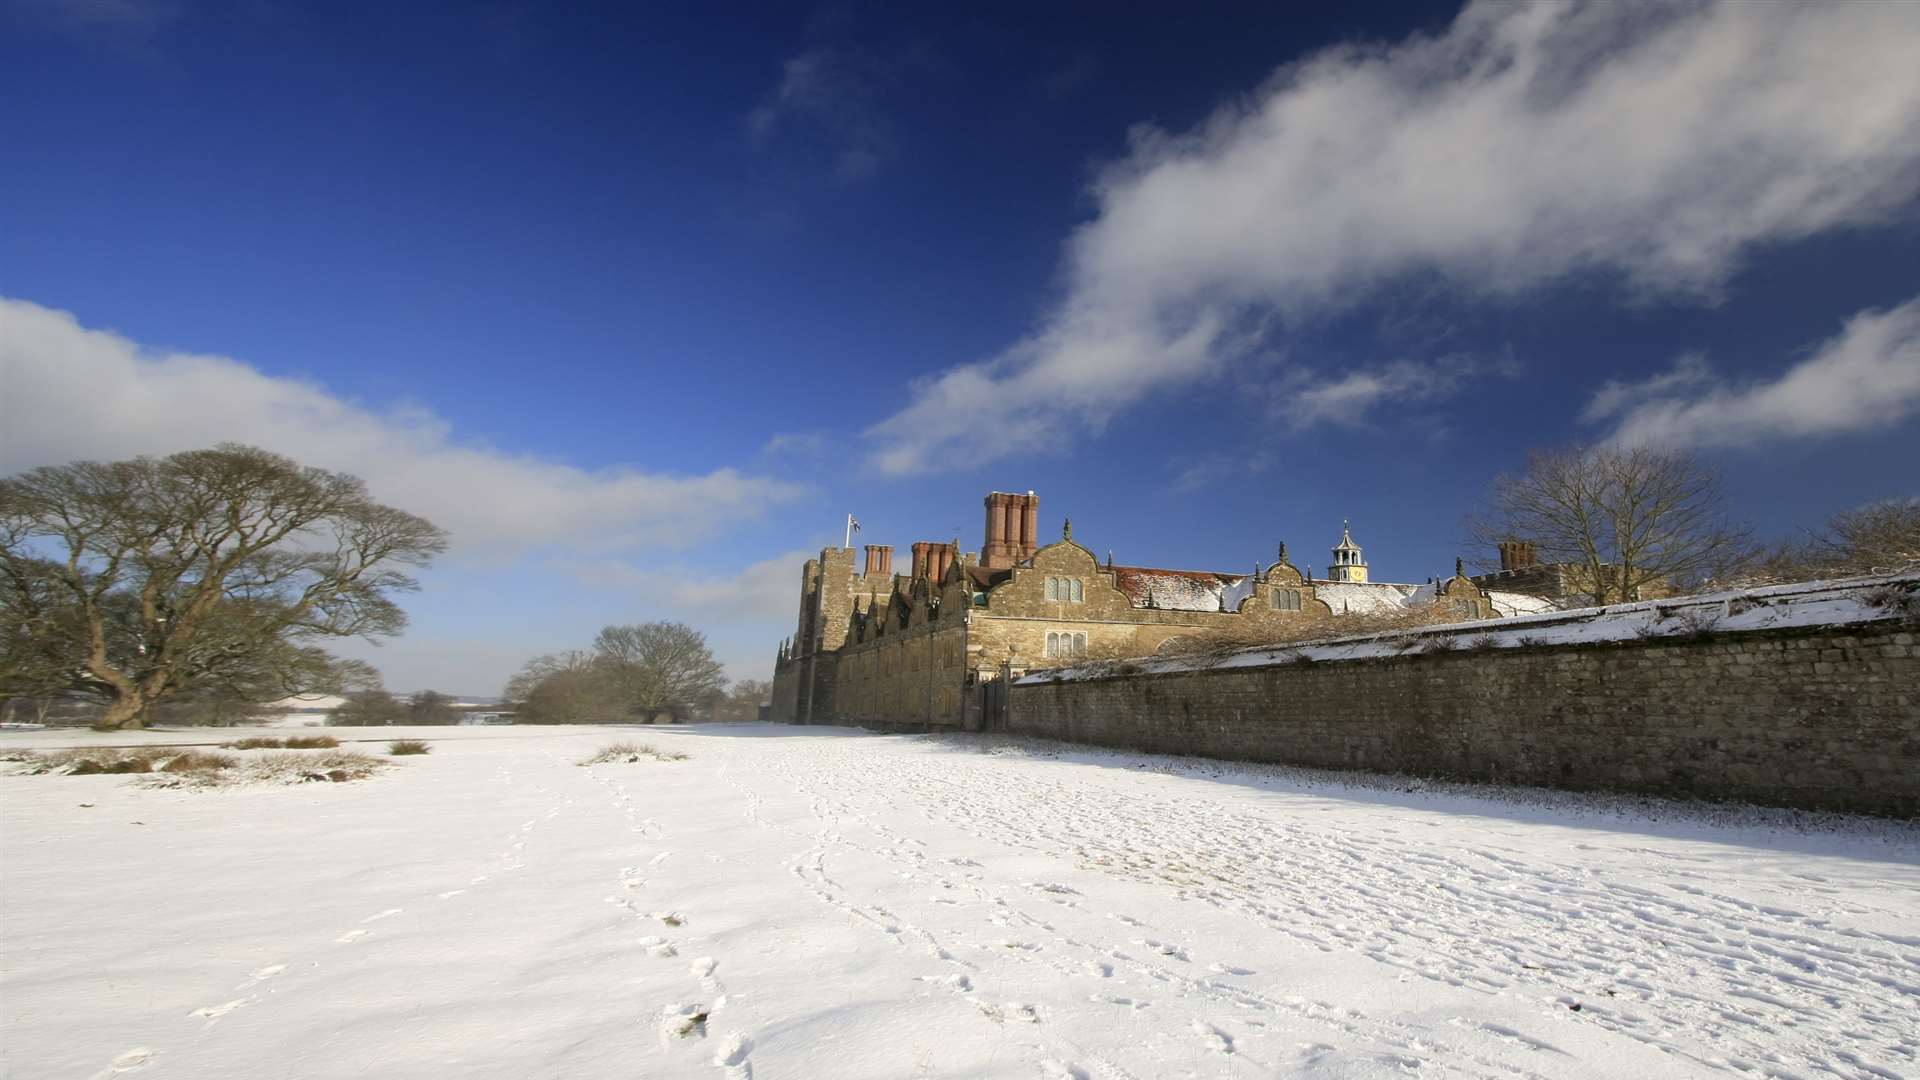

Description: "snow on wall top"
1020 572 1917 684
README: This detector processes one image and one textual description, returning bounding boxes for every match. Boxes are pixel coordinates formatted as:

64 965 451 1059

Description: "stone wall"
1006 623 1920 816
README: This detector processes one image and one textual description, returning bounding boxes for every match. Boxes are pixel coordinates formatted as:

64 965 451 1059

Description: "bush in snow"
387 739 431 756
283 735 340 749
1864 583 1920 622
8 747 237 776
580 741 687 765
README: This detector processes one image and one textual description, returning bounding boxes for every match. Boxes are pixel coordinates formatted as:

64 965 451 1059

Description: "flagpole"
845 513 853 550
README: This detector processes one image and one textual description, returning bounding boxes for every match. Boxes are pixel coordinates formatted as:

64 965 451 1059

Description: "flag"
849 516 861 532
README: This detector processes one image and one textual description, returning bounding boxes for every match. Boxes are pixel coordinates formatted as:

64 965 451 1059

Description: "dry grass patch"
4 746 387 787
284 735 340 749
387 739 431 756
579 741 688 766
220 735 340 750
8 747 237 777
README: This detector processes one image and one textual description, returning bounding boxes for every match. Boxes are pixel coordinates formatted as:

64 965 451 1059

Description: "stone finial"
1278 540 1289 564
1106 550 1114 569
1455 556 1465 578
1062 517 1073 540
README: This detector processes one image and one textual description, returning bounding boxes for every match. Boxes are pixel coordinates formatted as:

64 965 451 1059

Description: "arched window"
1045 577 1058 601
1273 589 1302 611
1070 578 1084 602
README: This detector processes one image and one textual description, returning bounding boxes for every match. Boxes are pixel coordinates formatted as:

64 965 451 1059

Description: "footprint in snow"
1193 1022 1235 1054
639 935 678 958
657 1002 709 1045
1207 963 1255 976
977 1001 1039 1024
360 908 403 924
713 1031 753 1075
240 964 286 985
190 999 248 1021
1135 938 1189 961
1039 1061 1090 1080
93 1048 155 1077
437 889 468 899
916 972 972 992
334 929 368 944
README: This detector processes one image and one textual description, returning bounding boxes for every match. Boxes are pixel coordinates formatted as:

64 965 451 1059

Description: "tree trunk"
99 694 147 730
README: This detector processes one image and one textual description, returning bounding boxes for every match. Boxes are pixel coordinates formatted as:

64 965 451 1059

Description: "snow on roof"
1487 590 1560 618
1021 571 1917 684
1311 581 1421 615
1111 566 1247 612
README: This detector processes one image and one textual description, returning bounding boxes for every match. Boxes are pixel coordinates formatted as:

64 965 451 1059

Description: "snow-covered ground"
2 724 1915 1079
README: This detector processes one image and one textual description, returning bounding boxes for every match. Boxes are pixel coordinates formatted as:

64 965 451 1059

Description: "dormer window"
1045 576 1084 602
1272 588 1302 611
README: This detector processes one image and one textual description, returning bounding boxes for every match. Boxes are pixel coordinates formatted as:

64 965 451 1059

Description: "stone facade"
770 490 1498 730
1005 622 1920 816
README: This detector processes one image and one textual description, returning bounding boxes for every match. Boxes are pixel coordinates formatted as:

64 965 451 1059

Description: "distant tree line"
501 623 773 724
505 621 731 724
1470 444 1918 605
329 689 461 727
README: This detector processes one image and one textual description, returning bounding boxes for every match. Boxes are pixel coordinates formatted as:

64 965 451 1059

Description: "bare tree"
1733 497 1920 585
0 445 446 729
505 650 620 725
330 688 407 727
591 622 726 720
1819 498 1920 574
1469 445 1749 605
407 690 459 726
697 679 769 722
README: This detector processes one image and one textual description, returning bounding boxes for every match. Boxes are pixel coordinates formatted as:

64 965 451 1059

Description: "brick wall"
1007 625 1920 816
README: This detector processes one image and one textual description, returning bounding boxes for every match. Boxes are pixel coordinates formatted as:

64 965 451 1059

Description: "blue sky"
5 0 1920 695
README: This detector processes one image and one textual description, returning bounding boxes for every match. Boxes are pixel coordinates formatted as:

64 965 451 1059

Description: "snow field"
1 723 1915 1079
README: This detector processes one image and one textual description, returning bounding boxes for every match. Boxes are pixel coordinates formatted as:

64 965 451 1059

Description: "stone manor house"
770 490 1539 729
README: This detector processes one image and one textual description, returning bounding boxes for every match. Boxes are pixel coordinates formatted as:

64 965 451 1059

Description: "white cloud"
558 549 811 625
869 0 1920 473
1270 354 1516 430
1590 294 1920 448
748 47 893 182
0 297 801 555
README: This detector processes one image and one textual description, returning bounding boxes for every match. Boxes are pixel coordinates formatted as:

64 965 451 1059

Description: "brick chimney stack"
981 491 1040 569
862 545 893 578
910 541 957 581
1498 540 1538 571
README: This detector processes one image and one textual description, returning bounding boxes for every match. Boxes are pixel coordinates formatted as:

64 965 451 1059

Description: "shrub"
387 739 431 756
156 749 237 773
1863 583 1920 622
8 746 385 787
223 737 285 749
16 747 235 776
227 749 388 786
580 741 688 765
283 735 339 749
